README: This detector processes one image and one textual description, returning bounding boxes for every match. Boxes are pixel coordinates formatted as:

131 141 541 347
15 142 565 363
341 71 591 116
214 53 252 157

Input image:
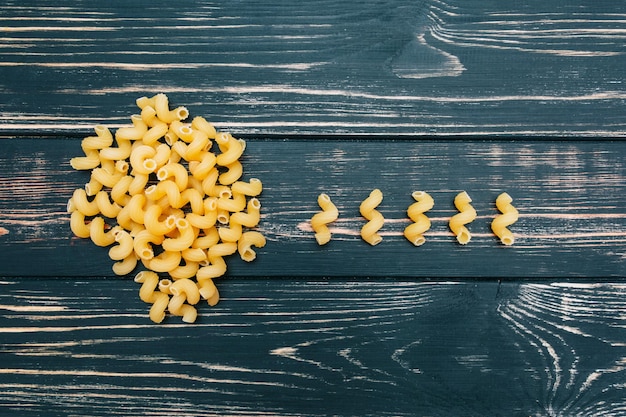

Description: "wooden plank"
0 136 625 278
1 279 625 416
1 1 625 136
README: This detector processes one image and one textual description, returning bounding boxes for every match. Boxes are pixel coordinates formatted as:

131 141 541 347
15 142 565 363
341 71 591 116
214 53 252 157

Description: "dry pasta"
310 193 339 245
404 191 434 246
68 94 264 324
491 192 518 246
359 189 384 246
449 191 476 245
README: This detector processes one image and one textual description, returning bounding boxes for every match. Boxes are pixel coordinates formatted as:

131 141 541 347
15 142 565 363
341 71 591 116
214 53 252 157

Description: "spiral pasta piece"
491 192 518 246
359 189 384 246
449 191 476 245
134 271 169 324
404 191 435 246
310 193 339 245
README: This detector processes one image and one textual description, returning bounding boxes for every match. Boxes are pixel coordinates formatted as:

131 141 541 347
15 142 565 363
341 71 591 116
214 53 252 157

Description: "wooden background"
1 1 625 416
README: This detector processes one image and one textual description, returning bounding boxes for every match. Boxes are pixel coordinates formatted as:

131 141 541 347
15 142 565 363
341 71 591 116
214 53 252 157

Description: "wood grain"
0 136 625 278
1 279 625 416
1 1 625 416
1 1 625 136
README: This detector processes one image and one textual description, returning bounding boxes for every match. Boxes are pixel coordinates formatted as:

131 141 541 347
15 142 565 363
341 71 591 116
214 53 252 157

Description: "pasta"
491 192 518 245
404 191 434 246
310 193 338 245
359 189 384 246
449 191 476 245
68 94 264 323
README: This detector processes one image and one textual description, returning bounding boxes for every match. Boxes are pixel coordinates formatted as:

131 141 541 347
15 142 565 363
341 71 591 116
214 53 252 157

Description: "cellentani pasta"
310 193 339 245
68 94 264 324
404 191 434 246
449 191 476 245
360 189 384 246
491 192 518 245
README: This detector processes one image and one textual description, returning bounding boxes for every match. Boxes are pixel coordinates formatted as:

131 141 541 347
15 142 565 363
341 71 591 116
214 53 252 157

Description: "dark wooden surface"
1 1 626 416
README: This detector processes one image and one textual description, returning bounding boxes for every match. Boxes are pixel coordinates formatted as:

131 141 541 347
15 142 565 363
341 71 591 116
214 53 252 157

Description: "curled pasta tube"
116 114 148 141
311 193 339 245
162 218 196 252
196 242 237 281
89 217 117 247
148 250 182 273
189 151 217 180
360 189 384 246
134 271 169 324
168 278 200 323
144 205 177 236
129 145 158 175
491 192 518 246
185 130 210 161
154 93 189 124
191 115 217 139
449 191 476 245
238 231 266 262
108 229 134 260
142 120 169 145
215 132 244 166
157 163 188 191
404 191 434 247
69 210 91 239
218 161 243 185
231 178 262 197
112 253 137 276
70 188 100 216
218 198 261 242
133 229 165 260
187 197 218 229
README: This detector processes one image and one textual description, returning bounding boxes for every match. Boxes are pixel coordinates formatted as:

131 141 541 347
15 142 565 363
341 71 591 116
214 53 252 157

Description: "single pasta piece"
116 114 148 141
112 253 137 276
359 189 384 246
310 193 339 245
108 229 134 261
231 178 262 197
491 192 518 246
215 132 244 166
449 191 476 245
89 217 117 247
162 218 196 252
238 231 266 262
196 242 238 281
404 191 434 246
135 271 170 323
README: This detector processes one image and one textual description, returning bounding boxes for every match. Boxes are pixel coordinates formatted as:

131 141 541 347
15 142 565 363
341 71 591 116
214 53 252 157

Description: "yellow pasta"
116 114 148 141
134 271 169 324
162 218 196 252
360 189 384 246
69 210 91 239
310 193 339 245
404 191 434 247
238 231 266 262
89 217 117 247
215 132 244 166
108 229 134 261
449 191 476 245
491 192 518 246
69 94 264 323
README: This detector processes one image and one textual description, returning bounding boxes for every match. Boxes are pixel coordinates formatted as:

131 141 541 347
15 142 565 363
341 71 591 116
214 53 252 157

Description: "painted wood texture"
1 279 626 417
1 0 625 136
0 137 625 278
1 1 626 416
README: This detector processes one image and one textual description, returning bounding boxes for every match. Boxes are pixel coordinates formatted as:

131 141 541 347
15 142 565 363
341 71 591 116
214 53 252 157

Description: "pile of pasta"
67 93 265 324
